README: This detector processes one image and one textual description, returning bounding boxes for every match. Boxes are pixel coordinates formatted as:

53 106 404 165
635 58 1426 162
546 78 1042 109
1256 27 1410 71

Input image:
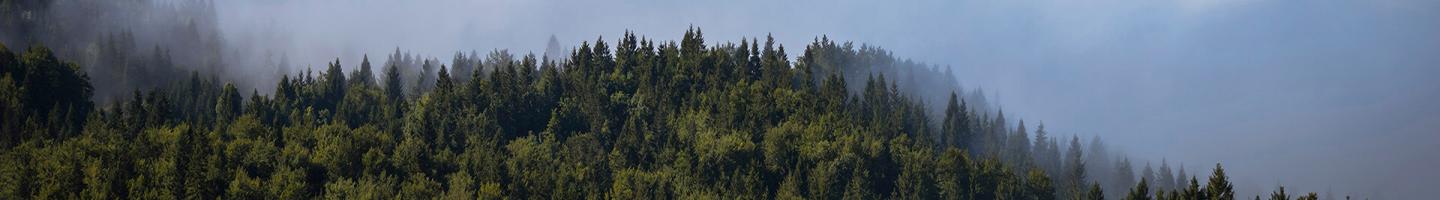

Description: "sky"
214 0 1440 198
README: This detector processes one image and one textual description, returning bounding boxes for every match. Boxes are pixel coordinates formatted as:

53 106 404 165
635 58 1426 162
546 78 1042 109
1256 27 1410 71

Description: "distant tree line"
0 28 1325 199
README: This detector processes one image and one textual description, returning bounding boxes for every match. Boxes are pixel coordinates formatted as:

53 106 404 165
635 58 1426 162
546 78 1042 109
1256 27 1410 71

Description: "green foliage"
1087 182 1105 200
0 30 1330 199
1026 168 1057 200
1127 178 1151 200
0 45 94 146
1270 186 1290 200
1207 163 1235 200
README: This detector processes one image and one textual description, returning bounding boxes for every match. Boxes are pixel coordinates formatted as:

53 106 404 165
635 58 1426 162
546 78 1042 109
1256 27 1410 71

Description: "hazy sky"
215 0 1440 198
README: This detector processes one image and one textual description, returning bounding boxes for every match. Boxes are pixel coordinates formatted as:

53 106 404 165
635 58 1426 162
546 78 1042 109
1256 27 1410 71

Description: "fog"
221 0 1440 198
9 0 1434 198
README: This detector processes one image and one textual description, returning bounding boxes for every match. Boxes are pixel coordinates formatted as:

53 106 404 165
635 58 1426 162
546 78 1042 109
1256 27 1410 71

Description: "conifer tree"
1182 177 1205 200
1066 135 1088 198
1269 186 1290 200
1087 136 1111 189
1159 159 1174 191
384 63 404 101
1087 182 1105 200
353 54 375 86
1033 122 1054 172
1176 165 1188 190
1141 162 1155 188
941 92 970 148
216 82 241 122
1009 119 1032 165
1127 179 1151 200
1206 163 1235 200
1114 157 1136 200
1025 168 1056 200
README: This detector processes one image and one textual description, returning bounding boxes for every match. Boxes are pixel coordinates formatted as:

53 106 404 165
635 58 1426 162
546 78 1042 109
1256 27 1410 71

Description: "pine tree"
215 83 241 122
436 64 453 92
1009 119 1032 165
1087 182 1105 200
1087 136 1111 190
987 108 1008 154
1026 168 1056 200
1206 163 1235 200
760 33 791 88
1114 157 1136 200
941 92 970 149
1181 177 1205 200
1158 159 1174 191
353 54 375 86
544 34 565 63
1065 135 1088 198
1176 165 1188 190
1269 186 1289 200
1296 193 1318 200
1033 122 1054 173
1044 134 1061 176
1141 162 1155 189
1126 179 1151 200
326 58 348 99
384 63 404 101
416 59 436 94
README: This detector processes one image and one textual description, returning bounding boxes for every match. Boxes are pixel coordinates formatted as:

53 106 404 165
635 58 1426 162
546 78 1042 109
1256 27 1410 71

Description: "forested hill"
1 29 1320 199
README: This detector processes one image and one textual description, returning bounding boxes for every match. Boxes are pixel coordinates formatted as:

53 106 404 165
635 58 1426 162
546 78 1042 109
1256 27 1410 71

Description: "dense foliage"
1 28 1323 199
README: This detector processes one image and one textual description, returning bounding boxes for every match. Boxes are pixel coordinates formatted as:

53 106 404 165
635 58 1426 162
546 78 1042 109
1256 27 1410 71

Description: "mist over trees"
0 0 1360 199
1 28 1335 199
1 0 230 102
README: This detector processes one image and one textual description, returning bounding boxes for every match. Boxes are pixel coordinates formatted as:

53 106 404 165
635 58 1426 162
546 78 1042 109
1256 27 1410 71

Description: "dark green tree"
1206 163 1235 200
1065 135 1088 198
1127 179 1151 200
215 83 242 122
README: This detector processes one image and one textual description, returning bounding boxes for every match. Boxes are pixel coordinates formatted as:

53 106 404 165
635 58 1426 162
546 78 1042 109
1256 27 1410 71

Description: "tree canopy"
0 28 1323 199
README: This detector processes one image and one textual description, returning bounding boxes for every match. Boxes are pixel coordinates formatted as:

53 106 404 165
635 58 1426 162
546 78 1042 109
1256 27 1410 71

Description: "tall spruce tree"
1207 163 1235 200
1009 120 1032 165
1127 179 1151 200
1065 135 1088 198
1141 162 1155 189
1114 157 1136 200
1158 159 1174 191
941 92 970 149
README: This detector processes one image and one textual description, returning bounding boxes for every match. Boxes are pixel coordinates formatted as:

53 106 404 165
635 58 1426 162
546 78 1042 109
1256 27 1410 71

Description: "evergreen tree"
1065 135 1088 198
1269 186 1290 200
1034 122 1053 171
1087 136 1111 191
215 83 241 122
1296 193 1318 200
1114 157 1136 200
1026 168 1057 200
1127 179 1151 200
384 63 404 101
1158 159 1174 191
1181 177 1206 200
1206 163 1235 200
1141 162 1155 188
1176 165 1188 190
941 92 968 148
353 54 376 86
1009 119 1032 165
435 64 453 92
0 29 1338 200
987 109 1008 155
1087 182 1105 200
